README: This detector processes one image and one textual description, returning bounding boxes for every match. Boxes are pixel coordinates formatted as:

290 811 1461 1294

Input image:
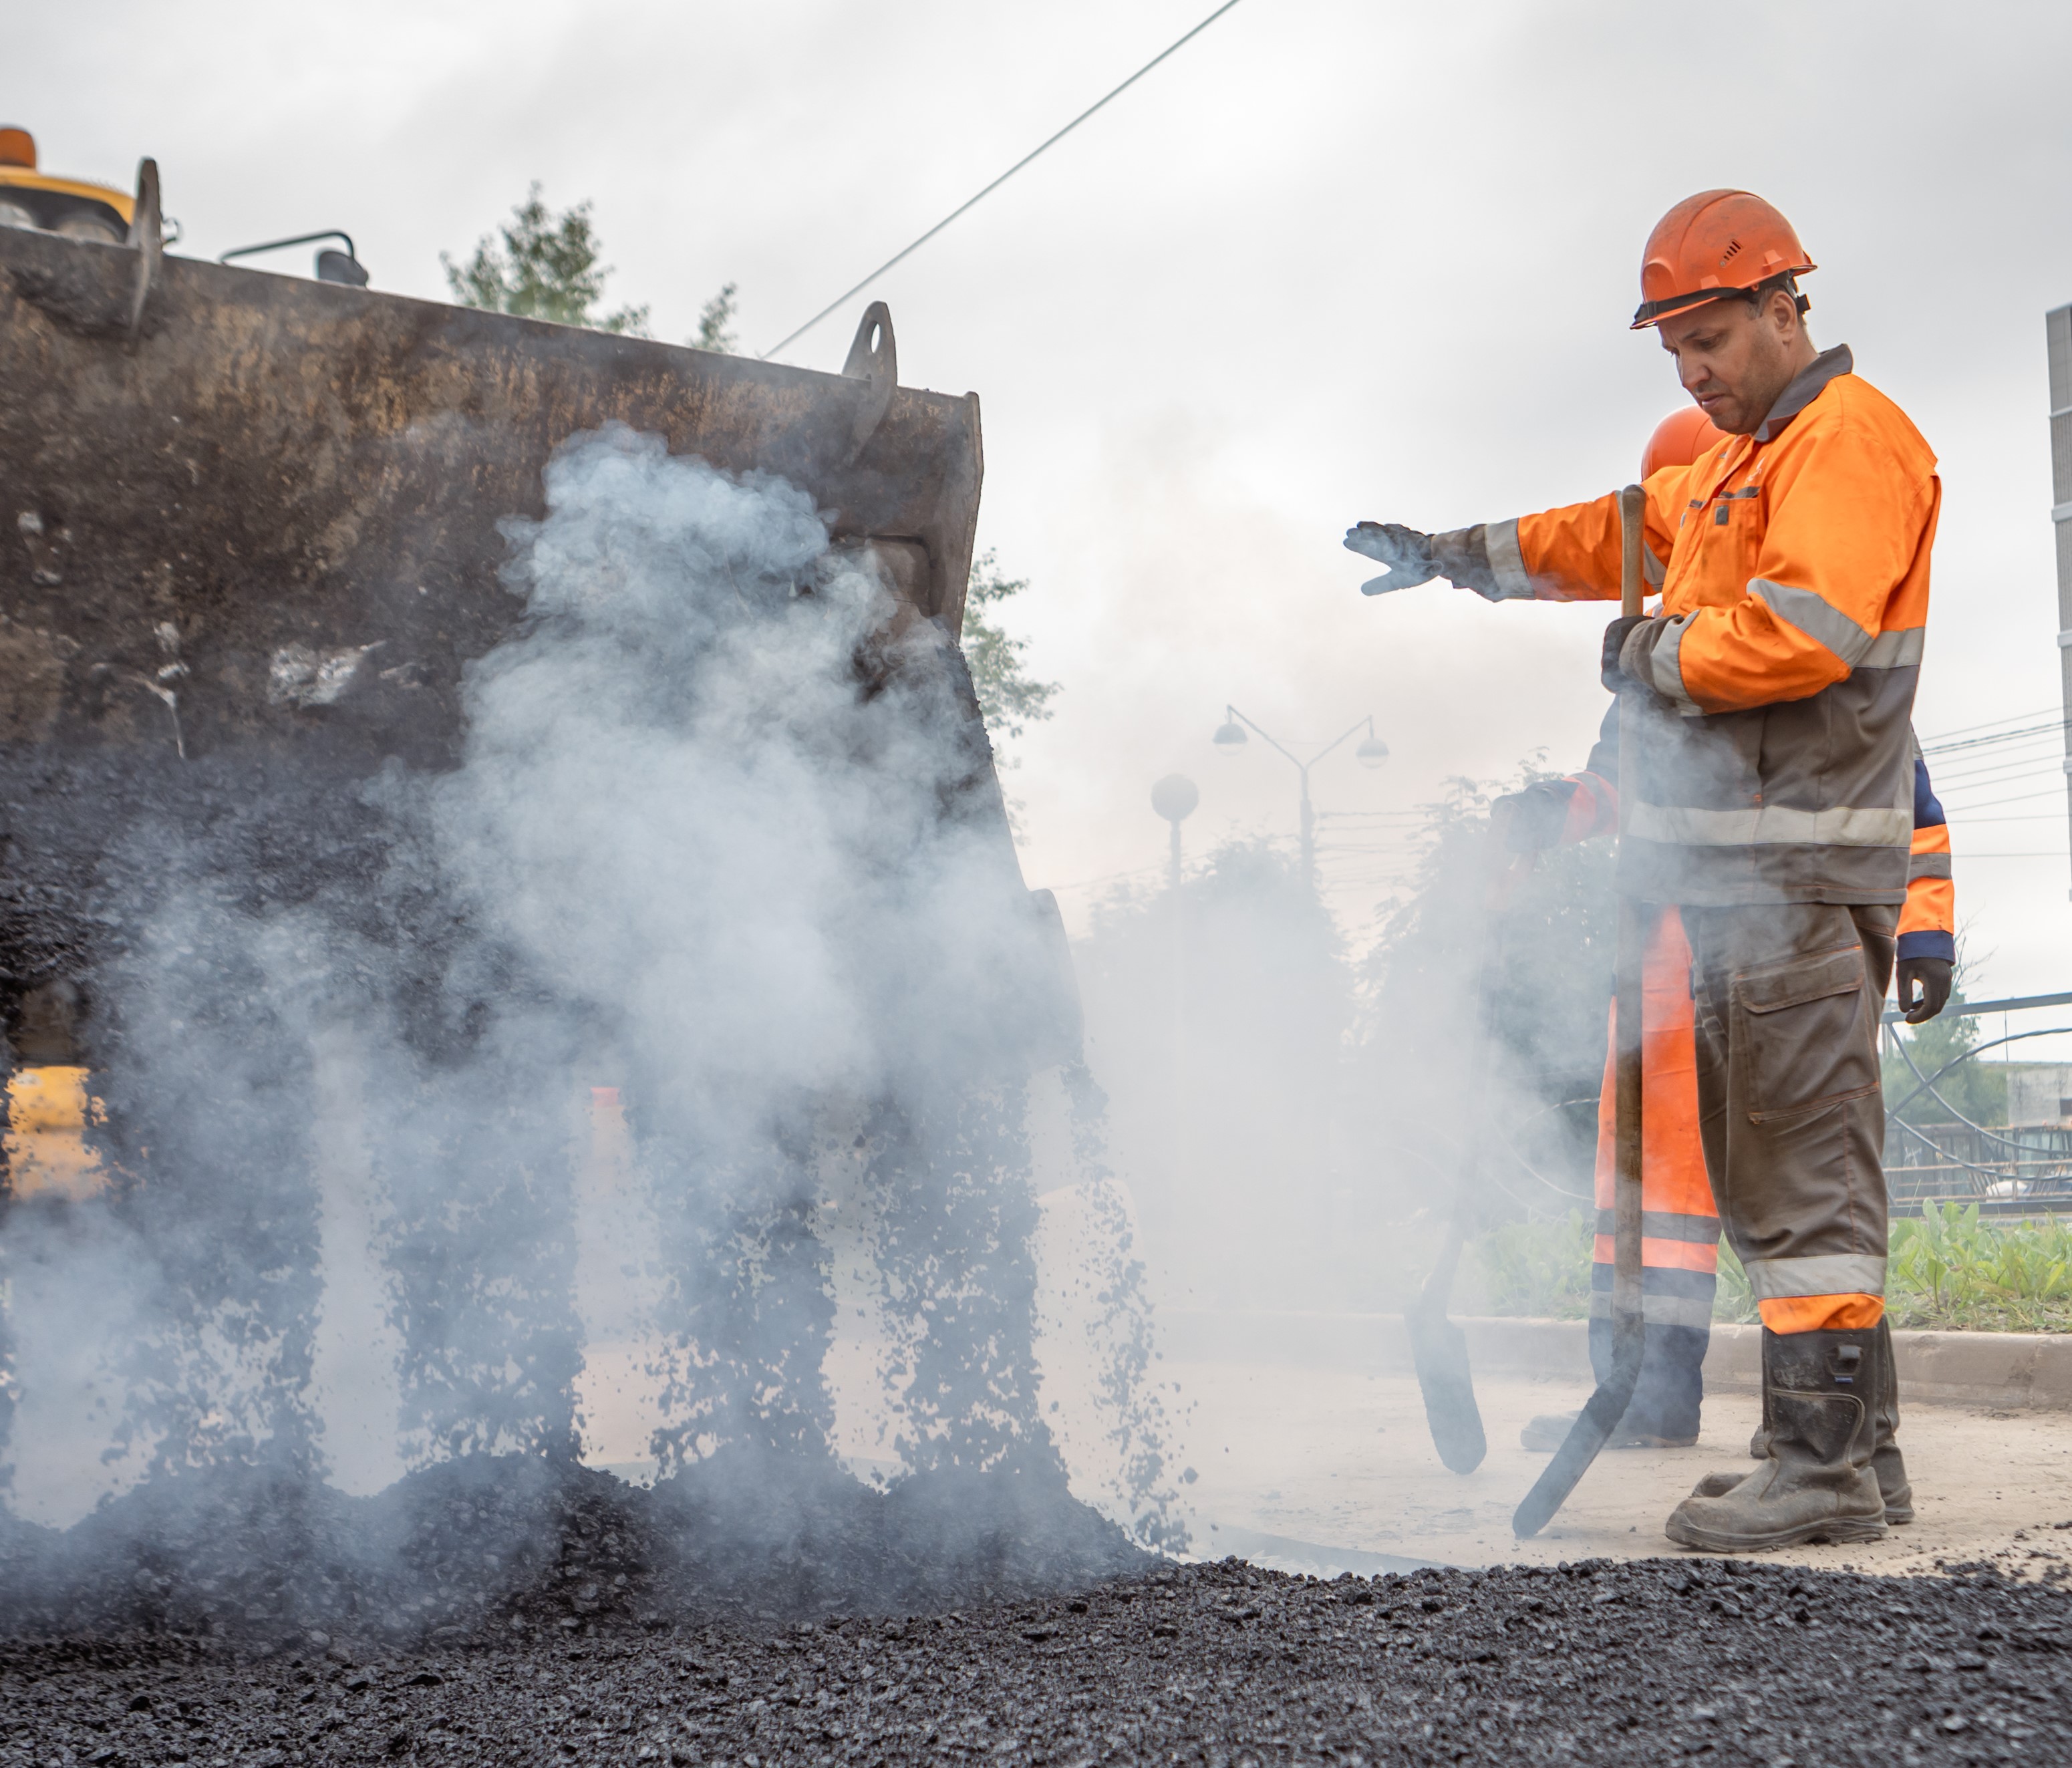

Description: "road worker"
1497 408 1957 1492
1350 191 1946 1550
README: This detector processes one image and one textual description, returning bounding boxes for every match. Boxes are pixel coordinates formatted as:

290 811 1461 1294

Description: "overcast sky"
13 0 2072 1011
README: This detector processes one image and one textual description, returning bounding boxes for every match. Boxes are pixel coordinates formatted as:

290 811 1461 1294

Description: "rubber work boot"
1871 1316 1914 1524
1747 1378 1771 1459
1520 1410 1696 1451
1664 1328 1886 1552
1694 1324 1912 1521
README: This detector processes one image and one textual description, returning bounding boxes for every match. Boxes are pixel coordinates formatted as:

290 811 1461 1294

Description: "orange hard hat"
1641 406 1728 480
1632 190 1815 330
0 128 35 170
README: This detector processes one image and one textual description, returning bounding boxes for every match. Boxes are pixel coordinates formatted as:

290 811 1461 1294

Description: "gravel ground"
5 1556 2069 1766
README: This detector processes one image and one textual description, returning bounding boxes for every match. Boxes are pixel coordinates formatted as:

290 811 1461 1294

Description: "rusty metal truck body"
0 164 1040 1087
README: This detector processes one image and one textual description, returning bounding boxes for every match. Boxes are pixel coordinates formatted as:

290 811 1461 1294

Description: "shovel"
1404 1092 1490 1473
1512 483 1650 1539
1404 825 1525 1475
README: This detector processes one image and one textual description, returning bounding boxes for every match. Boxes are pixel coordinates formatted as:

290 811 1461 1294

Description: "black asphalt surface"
5 1556 2069 1766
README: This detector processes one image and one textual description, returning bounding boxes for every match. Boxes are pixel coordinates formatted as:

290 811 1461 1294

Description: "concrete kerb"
1160 1310 2072 1411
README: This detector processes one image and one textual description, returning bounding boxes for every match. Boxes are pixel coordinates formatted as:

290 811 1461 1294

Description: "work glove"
1345 523 1505 599
1896 955 1953 1025
1491 779 1579 853
1344 523 1438 595
1600 614 1648 692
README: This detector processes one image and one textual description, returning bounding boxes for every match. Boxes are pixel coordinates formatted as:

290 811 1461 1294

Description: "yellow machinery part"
6 1066 109 1200
0 168 134 224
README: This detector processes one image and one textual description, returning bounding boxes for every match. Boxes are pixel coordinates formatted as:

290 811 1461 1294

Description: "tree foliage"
961 549 1059 750
1881 962 2007 1129
1351 768 1618 1229
694 282 740 353
445 186 742 359
443 184 650 335
1361 768 1616 1088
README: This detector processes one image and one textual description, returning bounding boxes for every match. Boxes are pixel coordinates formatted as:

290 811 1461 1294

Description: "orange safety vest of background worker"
1496 405 1958 1452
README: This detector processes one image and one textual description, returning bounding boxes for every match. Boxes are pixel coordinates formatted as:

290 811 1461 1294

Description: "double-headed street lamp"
1211 706 1388 887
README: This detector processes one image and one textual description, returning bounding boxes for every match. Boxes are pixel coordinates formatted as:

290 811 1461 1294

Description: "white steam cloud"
0 426 1177 1566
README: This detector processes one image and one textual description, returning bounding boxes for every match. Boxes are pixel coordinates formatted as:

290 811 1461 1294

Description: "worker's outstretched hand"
1344 522 1438 595
1896 955 1953 1025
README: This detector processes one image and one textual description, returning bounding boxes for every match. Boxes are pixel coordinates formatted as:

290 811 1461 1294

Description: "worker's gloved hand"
1491 779 1579 853
1897 955 1954 1024
1344 522 1438 595
1600 614 1648 691
1346 523 1509 599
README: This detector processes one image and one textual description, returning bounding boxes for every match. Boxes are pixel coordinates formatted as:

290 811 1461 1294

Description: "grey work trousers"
1684 902 1896 1331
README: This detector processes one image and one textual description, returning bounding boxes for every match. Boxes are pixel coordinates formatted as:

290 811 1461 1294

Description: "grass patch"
1886 1202 2072 1332
1473 1201 2072 1332
1473 1209 1594 1320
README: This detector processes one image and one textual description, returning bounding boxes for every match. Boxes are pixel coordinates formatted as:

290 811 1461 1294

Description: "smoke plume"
0 425 1178 1636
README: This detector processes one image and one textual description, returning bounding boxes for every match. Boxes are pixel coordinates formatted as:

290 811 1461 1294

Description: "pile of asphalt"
5 1555 2067 1765
0 1450 1146 1652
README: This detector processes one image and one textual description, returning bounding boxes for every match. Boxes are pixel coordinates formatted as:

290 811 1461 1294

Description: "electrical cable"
760 0 1246 360
1922 720 2069 758
1942 788 2067 814
1916 705 2063 747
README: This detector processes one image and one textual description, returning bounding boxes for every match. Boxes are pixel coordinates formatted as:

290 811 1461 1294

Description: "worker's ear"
1765 285 1803 340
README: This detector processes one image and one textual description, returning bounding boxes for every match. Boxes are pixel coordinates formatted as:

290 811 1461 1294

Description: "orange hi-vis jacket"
1485 346 1941 907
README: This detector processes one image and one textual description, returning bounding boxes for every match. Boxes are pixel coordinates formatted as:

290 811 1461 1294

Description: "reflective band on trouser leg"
1686 901 1895 1338
1744 1254 1887 1333
1590 905 1718 1437
1755 1294 1886 1333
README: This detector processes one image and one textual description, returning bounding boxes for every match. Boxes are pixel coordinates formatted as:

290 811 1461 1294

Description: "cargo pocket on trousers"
1732 945 1875 1122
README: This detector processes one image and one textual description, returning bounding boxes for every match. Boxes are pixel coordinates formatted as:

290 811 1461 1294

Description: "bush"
1471 1210 1594 1319
1471 1202 2072 1332
1888 1202 2072 1331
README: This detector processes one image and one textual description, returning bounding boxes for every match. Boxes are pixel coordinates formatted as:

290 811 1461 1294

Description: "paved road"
1170 1359 2072 1576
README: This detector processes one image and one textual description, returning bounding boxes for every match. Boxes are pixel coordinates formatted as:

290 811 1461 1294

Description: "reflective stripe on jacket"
1560 699 1958 949
1493 346 1941 906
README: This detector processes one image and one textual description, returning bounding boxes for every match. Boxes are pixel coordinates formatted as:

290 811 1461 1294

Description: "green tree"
1352 766 1618 1231
1882 962 2007 1129
693 282 739 353
443 184 651 335
1361 767 1616 1087
962 549 1059 749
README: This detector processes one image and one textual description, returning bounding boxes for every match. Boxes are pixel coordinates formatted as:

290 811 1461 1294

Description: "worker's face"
1657 290 1808 436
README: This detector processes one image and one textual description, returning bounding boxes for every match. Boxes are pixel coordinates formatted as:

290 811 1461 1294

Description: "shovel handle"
1514 484 1651 1538
1619 483 1646 620
1612 482 1647 1324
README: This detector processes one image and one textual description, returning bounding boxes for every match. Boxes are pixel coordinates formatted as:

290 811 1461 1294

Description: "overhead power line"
759 0 1245 361
1917 704 2062 748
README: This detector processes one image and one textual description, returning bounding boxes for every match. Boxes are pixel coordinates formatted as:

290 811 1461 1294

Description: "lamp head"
1151 773 1200 823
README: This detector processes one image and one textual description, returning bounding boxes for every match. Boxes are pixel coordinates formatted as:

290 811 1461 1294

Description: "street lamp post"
1150 774 1201 891
1212 706 1387 888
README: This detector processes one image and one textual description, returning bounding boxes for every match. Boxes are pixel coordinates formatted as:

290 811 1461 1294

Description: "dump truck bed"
0 205 1006 1062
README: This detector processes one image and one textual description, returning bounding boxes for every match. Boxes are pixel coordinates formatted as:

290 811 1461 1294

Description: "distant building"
2005 1063 2072 1129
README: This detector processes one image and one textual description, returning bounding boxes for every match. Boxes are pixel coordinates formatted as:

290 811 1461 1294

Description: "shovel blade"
1406 1307 1486 1474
